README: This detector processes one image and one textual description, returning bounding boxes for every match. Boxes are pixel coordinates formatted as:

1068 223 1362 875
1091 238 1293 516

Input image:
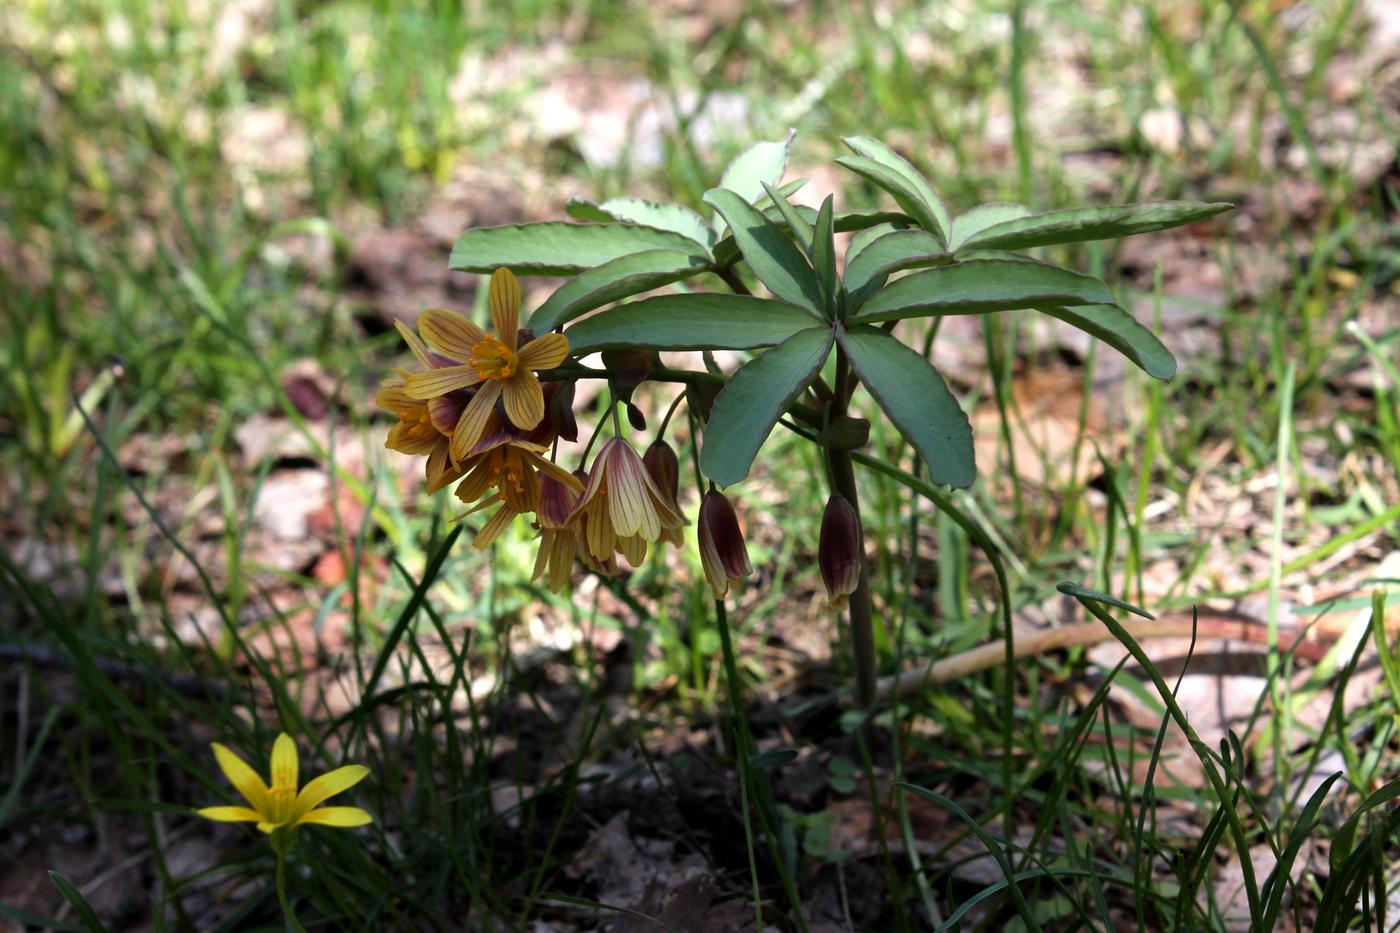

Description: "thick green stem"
827 346 879 707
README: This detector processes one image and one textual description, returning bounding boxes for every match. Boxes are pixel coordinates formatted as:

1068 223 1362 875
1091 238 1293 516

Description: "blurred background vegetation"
2 0 1398 928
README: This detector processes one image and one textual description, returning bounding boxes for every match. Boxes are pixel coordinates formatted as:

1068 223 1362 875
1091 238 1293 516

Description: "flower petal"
605 442 657 540
428 395 466 435
211 743 270 813
394 320 433 368
472 505 518 548
501 372 545 431
374 383 415 415
196 805 264 823
405 365 482 399
418 309 487 363
270 734 298 791
387 421 440 456
450 381 503 461
425 443 463 494
489 269 520 350
297 806 374 828
517 333 570 371
293 764 369 819
530 452 585 492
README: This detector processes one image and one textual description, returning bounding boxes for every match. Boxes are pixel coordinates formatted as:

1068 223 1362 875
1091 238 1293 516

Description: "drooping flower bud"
643 440 684 547
698 490 753 598
546 379 579 442
819 494 861 610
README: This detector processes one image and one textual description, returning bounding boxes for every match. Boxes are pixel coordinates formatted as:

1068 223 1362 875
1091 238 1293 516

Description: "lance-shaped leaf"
843 228 949 295
701 326 834 486
566 295 820 353
713 208 909 267
1041 304 1177 380
760 181 814 258
811 196 838 312
947 202 1033 251
842 135 952 243
705 188 826 317
958 200 1233 252
837 325 975 488
528 250 711 332
712 133 795 236
450 222 711 275
852 259 1116 323
565 197 718 252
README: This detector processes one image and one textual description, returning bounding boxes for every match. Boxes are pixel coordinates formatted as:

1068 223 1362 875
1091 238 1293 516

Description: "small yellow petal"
394 319 433 368
196 806 264 823
211 743 270 814
500 372 544 431
472 505 518 548
293 764 369 821
297 806 373 828
418 309 487 362
270 734 298 791
451 381 503 461
404 365 482 399
516 333 570 371
489 269 520 350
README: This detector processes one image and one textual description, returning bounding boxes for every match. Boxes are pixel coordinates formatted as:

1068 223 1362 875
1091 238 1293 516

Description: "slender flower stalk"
401 269 570 458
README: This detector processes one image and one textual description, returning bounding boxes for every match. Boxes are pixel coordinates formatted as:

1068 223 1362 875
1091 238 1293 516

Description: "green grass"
3 0 1399 929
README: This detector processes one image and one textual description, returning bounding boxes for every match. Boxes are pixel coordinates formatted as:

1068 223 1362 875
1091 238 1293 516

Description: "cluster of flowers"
376 268 766 598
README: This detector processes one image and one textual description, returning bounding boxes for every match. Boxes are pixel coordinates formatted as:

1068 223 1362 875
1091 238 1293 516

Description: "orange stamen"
469 335 518 381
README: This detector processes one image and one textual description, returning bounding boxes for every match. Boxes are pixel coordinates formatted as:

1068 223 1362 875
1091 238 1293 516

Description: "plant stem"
827 345 878 707
275 847 307 933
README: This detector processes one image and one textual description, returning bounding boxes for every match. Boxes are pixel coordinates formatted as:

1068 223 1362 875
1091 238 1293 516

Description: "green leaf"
527 250 711 332
842 135 952 241
704 187 826 317
1053 582 1156 619
754 177 809 208
852 259 1116 323
701 326 834 486
714 132 794 229
811 196 838 311
564 198 618 223
959 200 1234 251
48 872 109 933
843 228 948 295
760 181 814 258
1041 304 1177 380
837 155 945 244
597 197 718 251
450 222 711 275
948 202 1033 251
837 325 974 488
564 295 819 353
713 208 905 267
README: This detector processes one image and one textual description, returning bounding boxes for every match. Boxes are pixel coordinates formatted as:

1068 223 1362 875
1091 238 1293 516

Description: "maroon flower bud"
643 440 684 547
602 349 652 401
819 494 861 610
698 490 753 598
544 379 579 442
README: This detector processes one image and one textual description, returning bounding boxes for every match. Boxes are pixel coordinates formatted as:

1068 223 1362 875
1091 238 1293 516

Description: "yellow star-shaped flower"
197 733 371 835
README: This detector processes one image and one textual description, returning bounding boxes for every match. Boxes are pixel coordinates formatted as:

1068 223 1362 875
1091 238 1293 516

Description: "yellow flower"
379 320 469 493
455 432 583 548
402 269 571 461
196 733 371 834
570 438 686 567
531 473 585 593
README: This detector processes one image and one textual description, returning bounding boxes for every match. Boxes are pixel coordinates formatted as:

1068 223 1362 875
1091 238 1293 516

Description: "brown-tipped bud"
602 349 652 401
698 490 753 598
546 379 579 442
626 401 647 432
642 441 680 505
819 494 861 610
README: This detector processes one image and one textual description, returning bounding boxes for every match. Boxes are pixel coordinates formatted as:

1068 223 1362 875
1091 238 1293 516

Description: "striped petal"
605 442 658 540
428 395 466 435
270 734 298 791
211 743 270 814
394 320 433 368
196 805 264 823
473 505 518 548
418 309 486 363
405 365 481 399
618 533 647 568
529 452 585 492
297 806 373 828
450 381 503 462
293 764 369 819
489 269 520 350
425 443 463 493
517 333 570 371
501 372 545 431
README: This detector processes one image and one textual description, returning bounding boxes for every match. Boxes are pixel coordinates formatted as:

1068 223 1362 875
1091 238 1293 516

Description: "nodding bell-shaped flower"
642 440 684 547
819 494 861 610
698 490 753 598
570 438 686 568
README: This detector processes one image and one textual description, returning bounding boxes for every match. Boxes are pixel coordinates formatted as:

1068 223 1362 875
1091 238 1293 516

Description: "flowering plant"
383 132 1228 705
